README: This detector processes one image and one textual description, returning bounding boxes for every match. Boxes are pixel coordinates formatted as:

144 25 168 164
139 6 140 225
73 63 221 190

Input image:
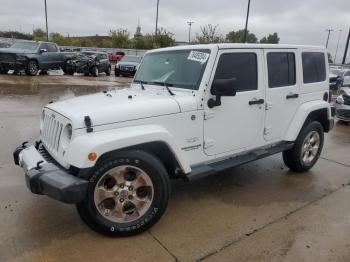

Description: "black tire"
77 150 170 236
106 66 111 76
62 60 71 75
0 65 9 74
91 66 98 77
84 72 90 76
283 121 324 172
26 60 39 76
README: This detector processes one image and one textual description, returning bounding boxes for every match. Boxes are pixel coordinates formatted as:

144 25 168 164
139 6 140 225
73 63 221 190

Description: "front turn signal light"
88 152 97 161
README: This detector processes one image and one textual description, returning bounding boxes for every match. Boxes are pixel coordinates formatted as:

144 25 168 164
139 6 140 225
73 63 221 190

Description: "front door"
203 49 265 156
264 49 300 141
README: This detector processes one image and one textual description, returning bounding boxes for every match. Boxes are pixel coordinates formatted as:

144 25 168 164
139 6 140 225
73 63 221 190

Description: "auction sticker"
187 51 210 64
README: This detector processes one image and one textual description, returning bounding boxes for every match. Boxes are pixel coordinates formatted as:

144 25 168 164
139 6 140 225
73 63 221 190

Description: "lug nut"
128 186 133 191
128 195 133 200
120 198 124 203
120 184 124 189
114 191 119 196
104 209 110 216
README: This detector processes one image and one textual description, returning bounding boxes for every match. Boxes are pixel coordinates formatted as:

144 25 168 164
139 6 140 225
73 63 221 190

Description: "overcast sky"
0 0 349 62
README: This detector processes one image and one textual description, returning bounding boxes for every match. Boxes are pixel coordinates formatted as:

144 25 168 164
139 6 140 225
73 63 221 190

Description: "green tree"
194 24 225 44
226 29 258 43
33 28 47 41
0 31 32 40
110 29 131 48
260 32 280 44
154 28 175 48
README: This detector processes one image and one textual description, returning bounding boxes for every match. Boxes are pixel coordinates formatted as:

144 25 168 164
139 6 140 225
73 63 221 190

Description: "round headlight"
61 124 72 149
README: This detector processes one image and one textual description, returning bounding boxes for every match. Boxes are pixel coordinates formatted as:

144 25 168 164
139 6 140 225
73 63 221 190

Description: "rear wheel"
0 65 9 74
283 121 324 172
26 60 39 76
106 66 111 76
77 150 170 236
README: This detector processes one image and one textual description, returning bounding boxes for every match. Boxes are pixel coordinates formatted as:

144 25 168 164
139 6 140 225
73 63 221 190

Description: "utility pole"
325 29 334 48
342 29 350 65
187 21 194 43
155 0 160 36
44 0 49 41
334 29 342 63
243 0 251 43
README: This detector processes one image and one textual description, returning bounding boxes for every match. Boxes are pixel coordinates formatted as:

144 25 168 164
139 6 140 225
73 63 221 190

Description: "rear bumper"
14 139 88 204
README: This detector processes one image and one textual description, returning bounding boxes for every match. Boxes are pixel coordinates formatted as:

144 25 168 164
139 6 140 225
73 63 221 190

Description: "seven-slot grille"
120 65 135 71
42 113 64 152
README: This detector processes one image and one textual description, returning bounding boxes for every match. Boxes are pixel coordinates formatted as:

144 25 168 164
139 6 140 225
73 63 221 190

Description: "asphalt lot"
0 74 350 262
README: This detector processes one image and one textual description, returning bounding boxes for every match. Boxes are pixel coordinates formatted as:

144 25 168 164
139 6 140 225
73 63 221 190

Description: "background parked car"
329 67 344 91
342 69 350 87
115 55 142 77
335 87 350 122
108 51 125 62
0 40 74 75
65 51 111 76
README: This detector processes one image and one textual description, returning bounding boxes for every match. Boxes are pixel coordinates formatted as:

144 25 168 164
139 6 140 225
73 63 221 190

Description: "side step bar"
187 142 294 181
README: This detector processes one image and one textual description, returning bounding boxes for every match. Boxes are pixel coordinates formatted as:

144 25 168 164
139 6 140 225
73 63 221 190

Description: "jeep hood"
46 87 197 129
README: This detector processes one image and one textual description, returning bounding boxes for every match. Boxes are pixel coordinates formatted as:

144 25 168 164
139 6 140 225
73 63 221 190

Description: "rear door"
264 49 299 141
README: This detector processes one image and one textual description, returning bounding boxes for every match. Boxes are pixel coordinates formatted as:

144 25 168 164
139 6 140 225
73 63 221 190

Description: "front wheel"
77 150 170 236
105 66 111 76
26 60 39 76
283 121 324 172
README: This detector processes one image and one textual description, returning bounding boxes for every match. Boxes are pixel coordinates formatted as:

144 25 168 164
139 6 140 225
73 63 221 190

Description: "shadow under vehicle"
0 41 74 76
65 51 111 77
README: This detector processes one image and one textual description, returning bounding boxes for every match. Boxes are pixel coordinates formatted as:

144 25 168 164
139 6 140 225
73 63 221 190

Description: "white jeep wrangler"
14 44 334 236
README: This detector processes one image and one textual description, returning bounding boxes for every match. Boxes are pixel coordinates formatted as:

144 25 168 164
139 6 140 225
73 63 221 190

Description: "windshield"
10 42 39 51
121 56 142 63
134 49 210 90
330 68 343 76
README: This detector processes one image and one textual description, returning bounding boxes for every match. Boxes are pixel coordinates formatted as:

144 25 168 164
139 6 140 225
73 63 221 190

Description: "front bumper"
334 102 350 121
115 68 136 76
13 139 88 204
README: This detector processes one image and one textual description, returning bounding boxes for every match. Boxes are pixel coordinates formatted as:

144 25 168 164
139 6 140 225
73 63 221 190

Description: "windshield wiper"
133 80 147 90
151 81 175 96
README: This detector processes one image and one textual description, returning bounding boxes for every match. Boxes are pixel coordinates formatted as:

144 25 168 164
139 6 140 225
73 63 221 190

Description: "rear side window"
302 52 326 83
214 53 257 92
267 52 296 88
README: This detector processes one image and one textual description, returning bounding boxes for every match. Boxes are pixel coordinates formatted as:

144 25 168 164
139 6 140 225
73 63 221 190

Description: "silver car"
335 87 350 121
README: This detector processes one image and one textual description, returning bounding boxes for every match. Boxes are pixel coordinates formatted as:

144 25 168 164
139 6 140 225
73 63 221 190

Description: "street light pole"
334 29 342 63
187 21 194 43
243 0 251 43
325 29 334 48
155 0 160 36
44 0 49 41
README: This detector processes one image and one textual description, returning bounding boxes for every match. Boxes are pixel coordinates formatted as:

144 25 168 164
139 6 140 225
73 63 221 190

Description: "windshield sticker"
187 51 209 64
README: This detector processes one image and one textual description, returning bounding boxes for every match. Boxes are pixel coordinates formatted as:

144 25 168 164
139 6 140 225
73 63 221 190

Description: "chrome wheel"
28 61 38 75
301 131 320 165
94 165 154 223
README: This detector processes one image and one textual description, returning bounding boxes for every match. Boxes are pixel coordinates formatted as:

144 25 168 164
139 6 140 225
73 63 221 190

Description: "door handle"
286 93 299 99
248 98 264 105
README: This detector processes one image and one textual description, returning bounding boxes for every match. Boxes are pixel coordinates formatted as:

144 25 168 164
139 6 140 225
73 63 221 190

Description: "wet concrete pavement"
0 75 350 261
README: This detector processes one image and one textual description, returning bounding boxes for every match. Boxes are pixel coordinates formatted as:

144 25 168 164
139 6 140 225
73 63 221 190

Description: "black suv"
65 51 111 77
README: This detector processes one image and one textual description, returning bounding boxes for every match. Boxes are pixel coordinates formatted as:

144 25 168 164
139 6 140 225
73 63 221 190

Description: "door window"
267 53 296 88
47 43 57 52
302 52 326 83
214 53 257 92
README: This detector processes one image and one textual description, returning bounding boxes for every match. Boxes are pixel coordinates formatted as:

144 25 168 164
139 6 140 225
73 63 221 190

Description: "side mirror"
39 49 47 54
208 78 236 108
